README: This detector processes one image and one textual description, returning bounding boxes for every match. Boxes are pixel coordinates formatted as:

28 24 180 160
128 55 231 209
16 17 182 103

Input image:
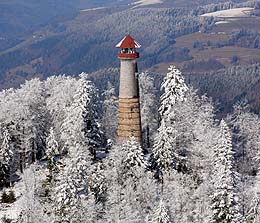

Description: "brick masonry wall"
118 98 142 143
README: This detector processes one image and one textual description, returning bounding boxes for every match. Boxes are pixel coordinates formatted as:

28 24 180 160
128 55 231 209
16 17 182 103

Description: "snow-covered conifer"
61 73 103 158
139 72 158 148
151 119 176 175
46 127 58 157
246 196 260 223
89 162 107 203
101 81 118 141
148 200 171 223
153 66 190 177
123 137 146 169
17 78 48 164
0 127 13 186
104 139 157 222
46 127 59 182
45 75 78 148
210 120 243 223
54 144 90 222
159 66 188 118
17 165 54 223
246 167 260 222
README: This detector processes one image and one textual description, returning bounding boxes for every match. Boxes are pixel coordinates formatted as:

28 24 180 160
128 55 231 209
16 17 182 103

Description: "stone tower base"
118 97 142 143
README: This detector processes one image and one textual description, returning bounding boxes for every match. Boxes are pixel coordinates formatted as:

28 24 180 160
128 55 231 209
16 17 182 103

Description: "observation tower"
116 35 142 143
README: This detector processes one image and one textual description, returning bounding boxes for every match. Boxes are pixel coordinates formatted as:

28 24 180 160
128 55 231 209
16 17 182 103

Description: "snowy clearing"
215 20 231 25
132 0 163 8
81 7 106 12
201 7 254 18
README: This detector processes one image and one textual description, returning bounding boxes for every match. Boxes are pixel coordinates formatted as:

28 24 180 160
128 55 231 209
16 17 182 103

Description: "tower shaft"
116 35 142 143
118 59 142 142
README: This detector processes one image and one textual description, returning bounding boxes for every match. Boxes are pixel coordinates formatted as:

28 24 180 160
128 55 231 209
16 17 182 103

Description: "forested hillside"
1 66 260 222
0 7 212 89
0 0 80 50
1 0 260 116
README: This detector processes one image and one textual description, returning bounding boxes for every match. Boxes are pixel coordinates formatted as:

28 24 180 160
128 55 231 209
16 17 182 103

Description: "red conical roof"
116 35 141 48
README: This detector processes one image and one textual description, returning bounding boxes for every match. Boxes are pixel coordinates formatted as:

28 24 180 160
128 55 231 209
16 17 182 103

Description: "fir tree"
246 169 260 223
104 138 157 222
151 119 176 176
101 81 118 141
54 144 90 222
46 127 58 183
89 162 107 204
149 200 171 223
139 71 158 148
123 137 146 169
17 165 54 223
159 65 188 118
153 65 189 177
0 127 13 186
210 120 243 223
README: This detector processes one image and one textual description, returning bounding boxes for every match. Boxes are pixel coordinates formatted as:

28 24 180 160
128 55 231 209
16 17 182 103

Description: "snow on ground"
81 7 106 12
132 0 163 8
0 165 47 221
215 20 231 25
201 7 254 18
0 181 24 220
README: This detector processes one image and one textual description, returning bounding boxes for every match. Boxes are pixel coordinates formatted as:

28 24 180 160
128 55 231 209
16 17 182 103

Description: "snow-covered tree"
101 81 118 141
159 65 188 118
16 78 48 166
104 138 157 222
246 165 260 223
139 72 158 148
88 162 107 204
46 127 59 183
210 120 243 223
0 126 13 186
53 144 90 222
123 137 146 170
246 196 260 223
226 102 260 216
148 200 171 223
45 75 78 149
61 73 103 158
151 119 176 176
80 193 103 223
0 78 48 173
227 102 260 176
152 66 191 176
17 165 54 223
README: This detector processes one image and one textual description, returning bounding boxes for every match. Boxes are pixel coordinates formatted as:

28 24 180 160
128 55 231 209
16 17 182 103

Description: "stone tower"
116 35 142 143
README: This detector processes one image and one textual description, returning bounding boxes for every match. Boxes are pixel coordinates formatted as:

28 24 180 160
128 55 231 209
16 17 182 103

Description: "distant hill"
0 0 80 49
0 7 208 89
1 0 260 114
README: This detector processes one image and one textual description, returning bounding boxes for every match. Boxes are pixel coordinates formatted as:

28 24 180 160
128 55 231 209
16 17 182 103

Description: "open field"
151 26 260 74
191 46 260 65
212 17 260 33
132 0 163 7
175 32 230 48
175 32 260 65
201 7 254 18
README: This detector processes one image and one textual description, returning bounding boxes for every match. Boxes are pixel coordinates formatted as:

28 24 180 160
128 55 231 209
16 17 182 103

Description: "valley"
1 0 260 114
